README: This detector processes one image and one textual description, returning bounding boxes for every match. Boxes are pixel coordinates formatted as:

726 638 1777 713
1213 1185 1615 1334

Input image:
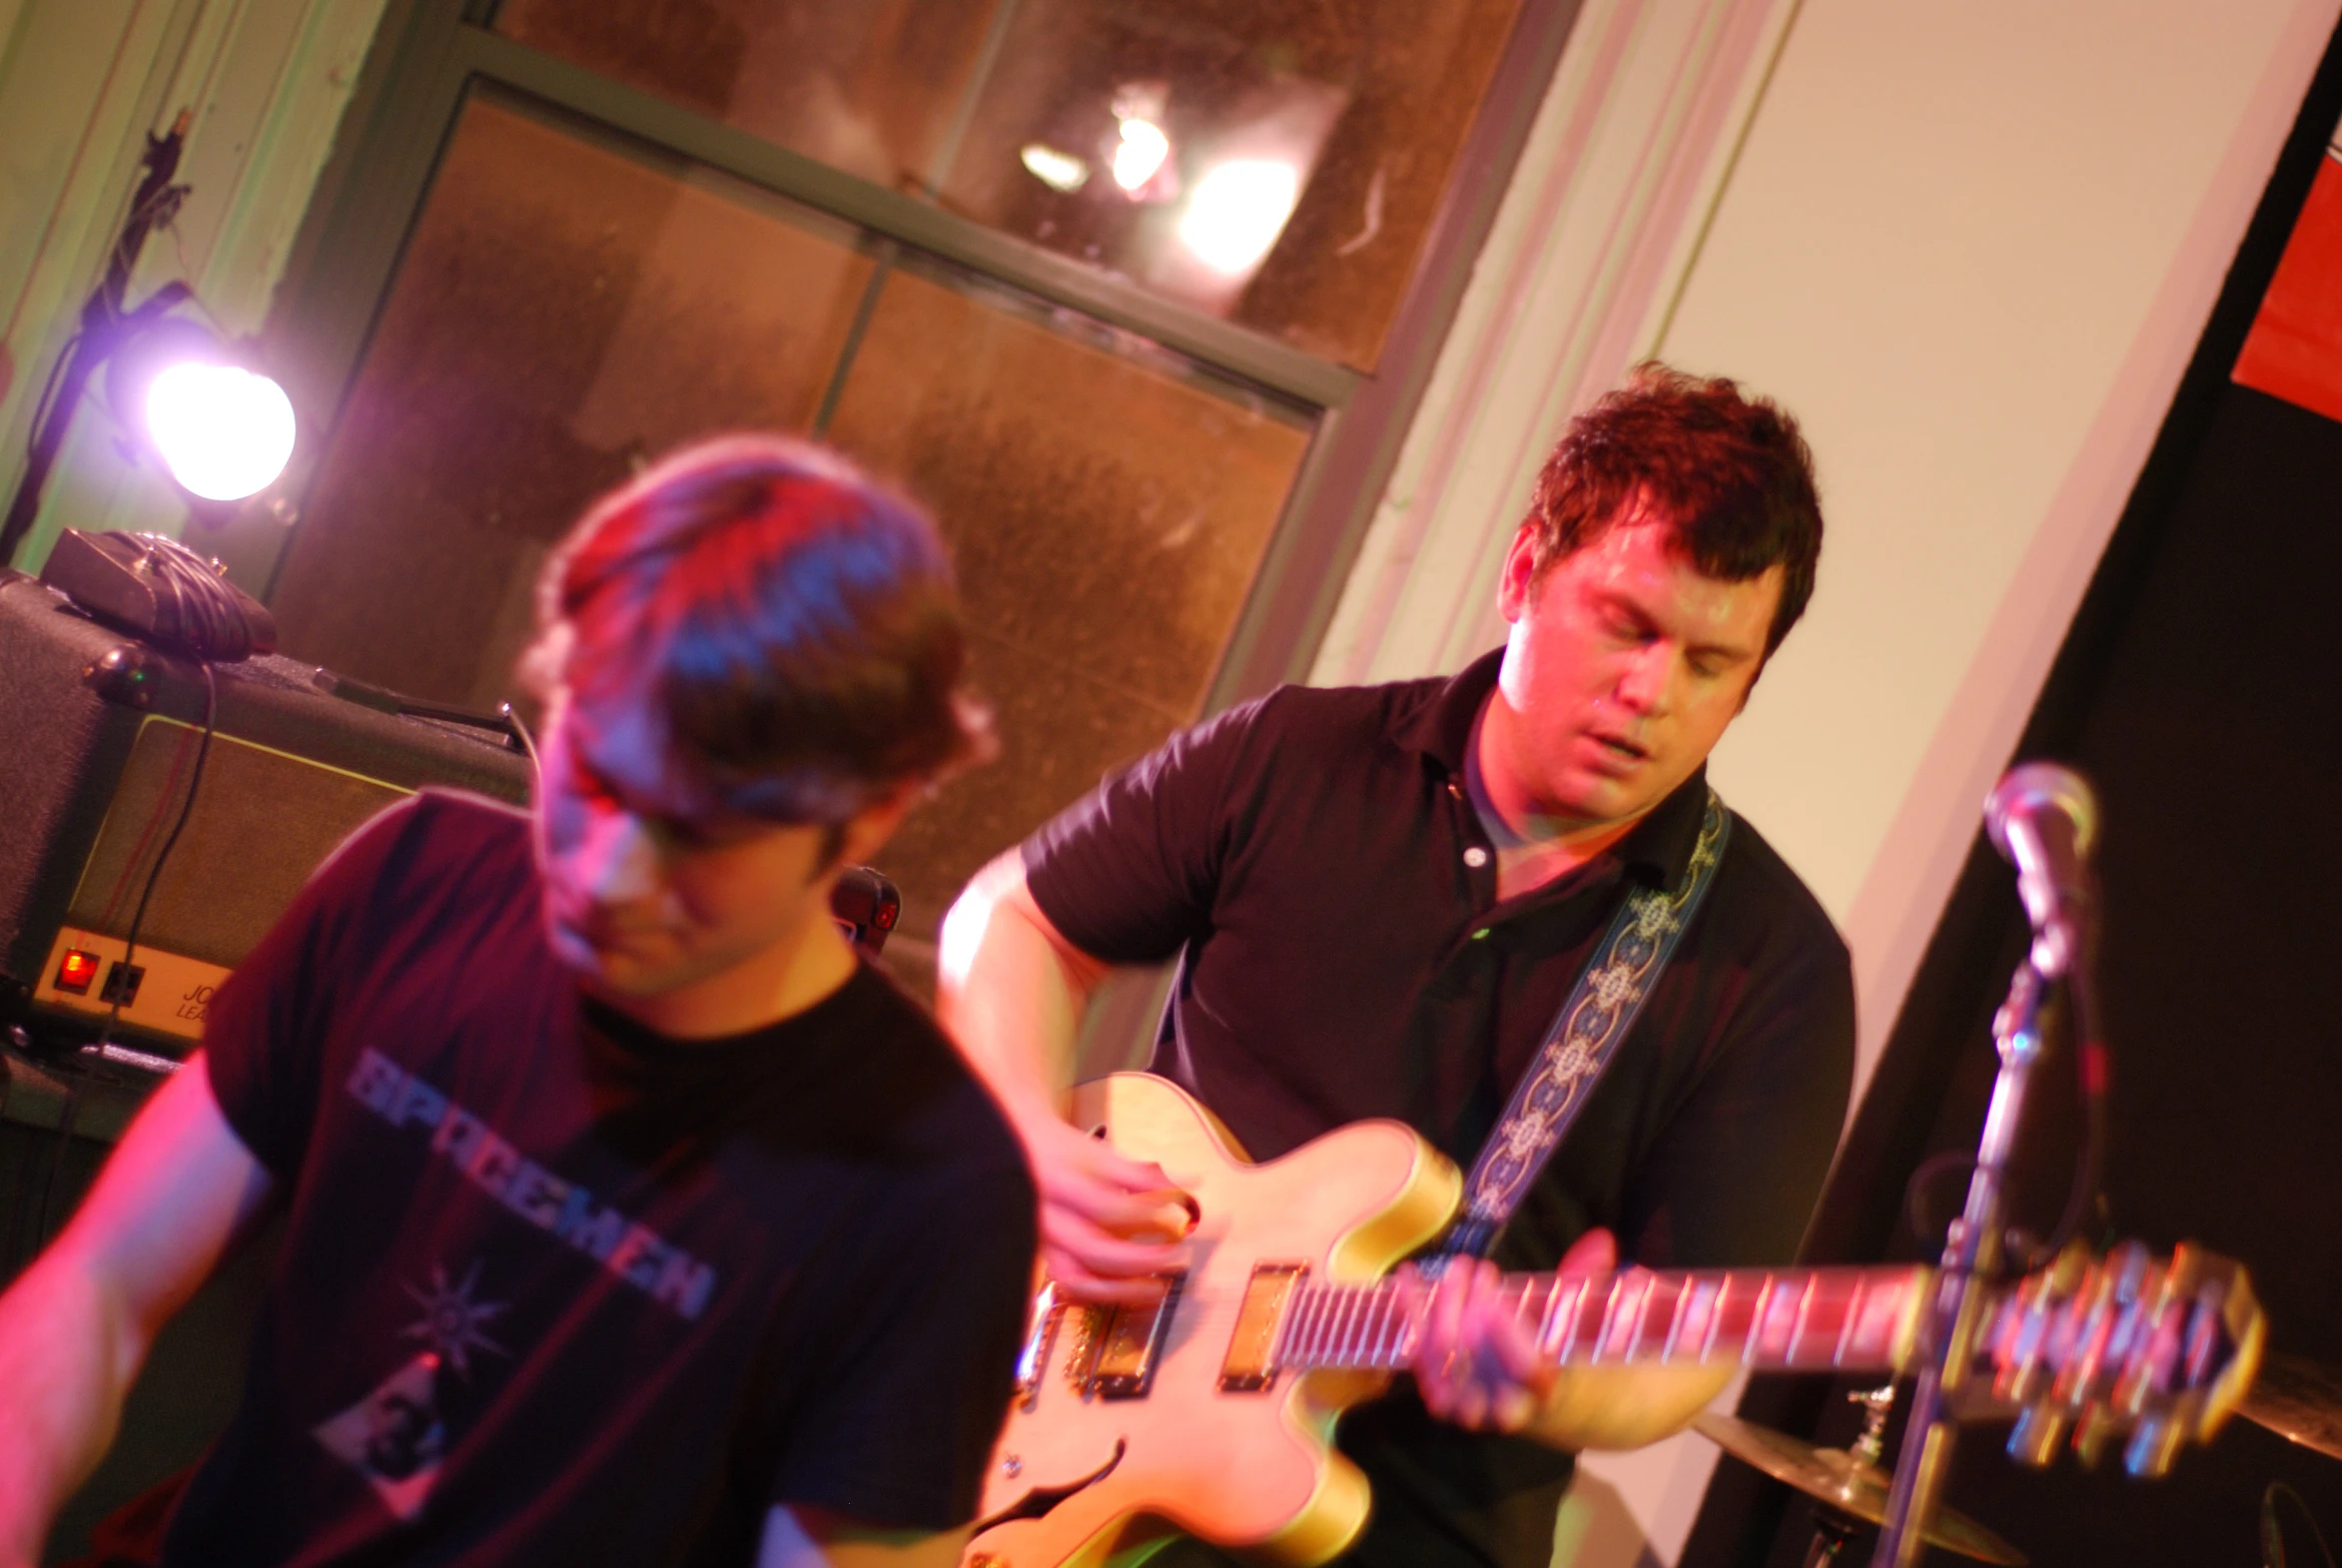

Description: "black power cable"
31 544 229 1245
1901 965 2110 1272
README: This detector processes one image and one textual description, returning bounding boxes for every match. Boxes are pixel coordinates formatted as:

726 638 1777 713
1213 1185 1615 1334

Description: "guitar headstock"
1971 1240 2266 1477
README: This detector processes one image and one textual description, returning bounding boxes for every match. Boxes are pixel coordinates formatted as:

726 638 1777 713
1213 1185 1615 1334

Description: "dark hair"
1526 362 1823 655
523 435 991 823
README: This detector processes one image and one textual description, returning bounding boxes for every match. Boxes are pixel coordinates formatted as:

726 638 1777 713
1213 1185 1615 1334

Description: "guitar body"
968 1073 1461 1568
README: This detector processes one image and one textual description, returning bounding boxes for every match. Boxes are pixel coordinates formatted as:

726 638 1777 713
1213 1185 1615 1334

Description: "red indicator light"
874 903 898 930
56 950 101 995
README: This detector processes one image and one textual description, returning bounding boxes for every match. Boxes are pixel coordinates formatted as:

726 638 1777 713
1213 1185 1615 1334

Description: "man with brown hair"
941 365 1856 1568
0 436 1036 1567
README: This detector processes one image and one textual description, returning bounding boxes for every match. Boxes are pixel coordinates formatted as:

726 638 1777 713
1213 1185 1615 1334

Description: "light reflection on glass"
1020 143 1089 193
1178 160 1300 276
1112 117 1171 193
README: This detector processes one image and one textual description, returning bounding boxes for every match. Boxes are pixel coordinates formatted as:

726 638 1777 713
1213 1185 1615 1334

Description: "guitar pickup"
1220 1263 1307 1392
1086 1274 1185 1399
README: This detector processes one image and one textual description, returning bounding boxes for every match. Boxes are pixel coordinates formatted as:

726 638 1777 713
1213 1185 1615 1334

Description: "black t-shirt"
170 790 1036 1567
1022 651 1854 1568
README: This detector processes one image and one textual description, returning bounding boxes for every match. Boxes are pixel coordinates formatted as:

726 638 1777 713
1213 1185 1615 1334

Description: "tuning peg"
2006 1406 2067 1467
2124 1412 2187 1478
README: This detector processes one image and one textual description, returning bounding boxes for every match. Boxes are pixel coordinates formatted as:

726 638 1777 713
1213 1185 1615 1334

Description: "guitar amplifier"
0 569 532 1056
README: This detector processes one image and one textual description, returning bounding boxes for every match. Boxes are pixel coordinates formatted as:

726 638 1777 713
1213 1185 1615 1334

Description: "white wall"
1317 0 2339 1562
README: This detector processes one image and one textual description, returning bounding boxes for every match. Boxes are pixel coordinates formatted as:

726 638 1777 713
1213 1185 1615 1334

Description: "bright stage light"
1176 160 1300 275
144 361 297 501
1113 119 1171 192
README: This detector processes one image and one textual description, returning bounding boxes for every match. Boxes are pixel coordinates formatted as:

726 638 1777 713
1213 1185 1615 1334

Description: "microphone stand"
1870 953 2053 1565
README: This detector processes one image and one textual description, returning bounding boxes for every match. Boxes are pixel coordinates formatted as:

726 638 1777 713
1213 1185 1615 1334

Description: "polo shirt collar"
1396 647 1714 890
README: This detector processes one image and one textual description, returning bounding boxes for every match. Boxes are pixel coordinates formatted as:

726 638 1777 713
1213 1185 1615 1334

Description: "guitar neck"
1277 1264 1940 1376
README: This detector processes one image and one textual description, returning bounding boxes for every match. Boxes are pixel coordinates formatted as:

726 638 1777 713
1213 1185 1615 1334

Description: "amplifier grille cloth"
64 718 407 969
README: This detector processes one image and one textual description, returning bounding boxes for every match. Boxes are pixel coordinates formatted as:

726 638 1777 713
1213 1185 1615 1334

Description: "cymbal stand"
1800 1386 1898 1568
1872 959 2049 1565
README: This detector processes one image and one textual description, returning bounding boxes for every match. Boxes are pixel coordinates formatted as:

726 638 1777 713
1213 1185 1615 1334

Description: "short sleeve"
769 1162 1038 1528
1021 694 1268 964
1616 930 1856 1270
202 795 425 1178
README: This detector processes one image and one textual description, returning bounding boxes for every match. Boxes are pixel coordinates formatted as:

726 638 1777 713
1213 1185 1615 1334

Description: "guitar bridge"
1221 1263 1307 1391
1085 1274 1185 1399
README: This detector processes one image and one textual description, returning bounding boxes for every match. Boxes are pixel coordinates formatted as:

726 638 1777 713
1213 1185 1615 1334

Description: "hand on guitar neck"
1402 1232 1735 1449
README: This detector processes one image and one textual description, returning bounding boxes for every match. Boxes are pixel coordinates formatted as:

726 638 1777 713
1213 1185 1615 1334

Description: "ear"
830 788 915 873
1496 522 1541 624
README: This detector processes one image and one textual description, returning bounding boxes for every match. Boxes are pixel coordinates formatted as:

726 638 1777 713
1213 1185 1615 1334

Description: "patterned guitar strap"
1425 787 1732 1271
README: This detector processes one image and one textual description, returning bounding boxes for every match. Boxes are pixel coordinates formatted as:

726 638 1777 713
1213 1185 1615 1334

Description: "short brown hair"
522 435 991 823
1526 363 1823 654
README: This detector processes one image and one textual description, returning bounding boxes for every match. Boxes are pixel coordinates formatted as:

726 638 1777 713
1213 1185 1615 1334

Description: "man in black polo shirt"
939 365 1855 1567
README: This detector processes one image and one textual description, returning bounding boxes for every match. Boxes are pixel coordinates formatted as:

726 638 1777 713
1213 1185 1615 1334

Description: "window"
257 0 1569 978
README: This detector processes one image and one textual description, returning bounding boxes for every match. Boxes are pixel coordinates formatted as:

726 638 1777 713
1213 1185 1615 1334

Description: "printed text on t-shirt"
346 1048 718 1320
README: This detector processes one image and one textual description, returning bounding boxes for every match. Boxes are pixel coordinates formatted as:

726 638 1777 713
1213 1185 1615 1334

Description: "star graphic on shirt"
400 1259 510 1379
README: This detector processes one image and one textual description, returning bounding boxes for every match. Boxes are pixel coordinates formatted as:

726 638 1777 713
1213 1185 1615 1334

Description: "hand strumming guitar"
1004 1105 1195 1306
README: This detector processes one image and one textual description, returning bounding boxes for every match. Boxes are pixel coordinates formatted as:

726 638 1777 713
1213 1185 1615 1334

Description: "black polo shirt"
1022 648 1855 1568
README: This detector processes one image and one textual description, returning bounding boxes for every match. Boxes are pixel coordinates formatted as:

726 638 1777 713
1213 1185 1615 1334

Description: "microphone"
1984 763 2098 978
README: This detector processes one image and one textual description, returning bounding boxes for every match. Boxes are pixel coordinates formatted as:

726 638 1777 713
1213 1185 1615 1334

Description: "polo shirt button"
1462 846 1489 869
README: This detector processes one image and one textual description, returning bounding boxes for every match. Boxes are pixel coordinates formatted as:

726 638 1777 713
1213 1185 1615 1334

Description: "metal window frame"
257 0 1586 705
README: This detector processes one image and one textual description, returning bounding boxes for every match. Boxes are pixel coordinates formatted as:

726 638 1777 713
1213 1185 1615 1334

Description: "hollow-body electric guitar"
966 1074 2263 1568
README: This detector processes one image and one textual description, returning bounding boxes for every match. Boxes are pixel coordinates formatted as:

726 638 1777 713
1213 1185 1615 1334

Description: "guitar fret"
1834 1272 1865 1368
1540 1276 1576 1362
1590 1273 1624 1367
1741 1273 1771 1365
1788 1272 1819 1367
1647 1273 1685 1362
1371 1284 1401 1368
1626 1272 1657 1362
1530 1276 1560 1363
1568 1276 1597 1363
1665 1273 1701 1362
1285 1288 1314 1369
1755 1270 1798 1364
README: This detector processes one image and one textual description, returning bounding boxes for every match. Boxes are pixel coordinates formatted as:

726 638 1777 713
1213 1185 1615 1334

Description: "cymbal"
2241 1353 2342 1461
1694 1412 2027 1566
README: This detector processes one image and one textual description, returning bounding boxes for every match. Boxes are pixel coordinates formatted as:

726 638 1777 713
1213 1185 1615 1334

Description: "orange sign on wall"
2234 112 2342 424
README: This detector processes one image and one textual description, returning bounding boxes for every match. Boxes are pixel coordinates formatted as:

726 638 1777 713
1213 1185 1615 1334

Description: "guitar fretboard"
1273 1266 1935 1375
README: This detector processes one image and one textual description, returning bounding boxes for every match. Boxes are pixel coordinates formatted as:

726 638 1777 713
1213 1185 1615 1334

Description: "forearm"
0 1057 272 1563
1525 1362 1733 1452
0 1246 148 1565
937 852 1105 1121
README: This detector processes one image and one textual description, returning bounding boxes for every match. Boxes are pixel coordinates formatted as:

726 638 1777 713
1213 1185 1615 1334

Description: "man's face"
1491 509 1784 831
533 683 848 1004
